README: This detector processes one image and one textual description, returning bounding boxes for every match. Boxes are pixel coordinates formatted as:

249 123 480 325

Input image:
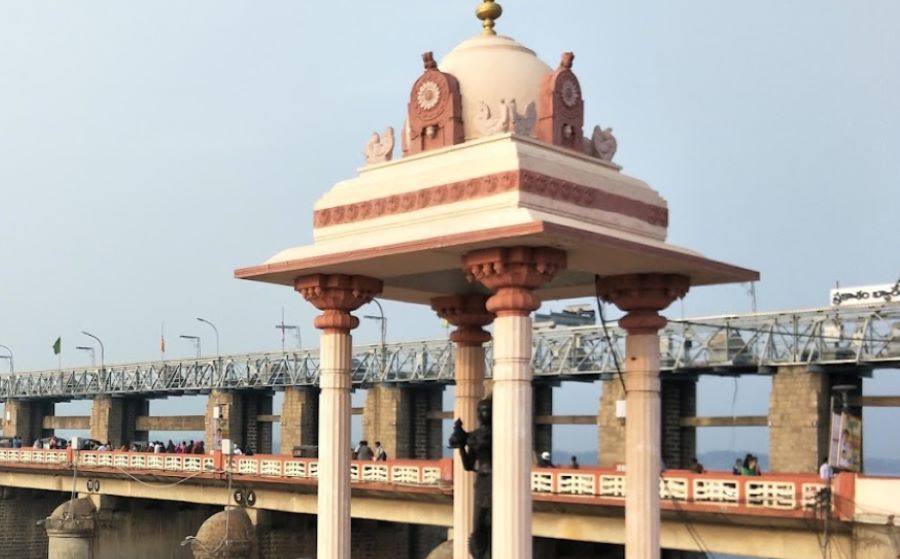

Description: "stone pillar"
205 390 245 452
44 497 95 559
769 366 862 473
598 378 626 467
533 384 553 457
464 247 566 559
280 386 318 456
296 273 382 559
660 378 697 469
90 396 148 448
432 294 493 559
597 274 689 559
204 391 273 454
363 385 444 459
4 399 54 444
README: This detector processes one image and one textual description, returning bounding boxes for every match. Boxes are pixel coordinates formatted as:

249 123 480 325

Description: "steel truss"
1 302 898 400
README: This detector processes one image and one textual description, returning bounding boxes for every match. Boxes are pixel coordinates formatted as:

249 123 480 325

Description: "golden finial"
475 1 502 36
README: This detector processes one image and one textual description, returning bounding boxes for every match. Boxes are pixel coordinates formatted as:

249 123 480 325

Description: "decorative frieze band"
312 169 668 229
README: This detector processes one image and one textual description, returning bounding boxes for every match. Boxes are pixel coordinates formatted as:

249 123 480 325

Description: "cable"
595 278 626 394
660 475 717 558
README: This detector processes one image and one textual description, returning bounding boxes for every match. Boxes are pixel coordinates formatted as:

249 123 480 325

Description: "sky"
1 1 898 462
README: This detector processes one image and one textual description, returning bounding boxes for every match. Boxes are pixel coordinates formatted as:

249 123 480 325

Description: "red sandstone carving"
595 274 690 333
295 274 383 333
404 52 464 156
313 170 668 229
431 294 494 346
463 247 567 317
537 52 585 152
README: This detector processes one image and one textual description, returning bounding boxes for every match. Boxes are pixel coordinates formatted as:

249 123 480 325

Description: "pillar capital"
431 294 494 346
295 274 383 333
462 246 567 317
596 273 689 334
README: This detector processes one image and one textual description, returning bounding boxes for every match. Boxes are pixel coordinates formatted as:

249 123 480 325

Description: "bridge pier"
660 378 696 469
4 399 54 445
44 497 96 559
204 390 273 454
188 507 254 558
533 384 553 457
598 378 626 467
362 384 444 460
769 365 863 473
279 386 318 456
90 396 148 448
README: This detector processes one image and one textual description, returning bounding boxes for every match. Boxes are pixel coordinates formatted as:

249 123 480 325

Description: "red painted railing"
0 448 852 520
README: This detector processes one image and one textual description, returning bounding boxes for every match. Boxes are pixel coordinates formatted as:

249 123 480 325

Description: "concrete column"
280 386 318 456
533 384 553 457
90 396 148 448
660 378 697 469
4 399 54 444
432 294 493 559
598 378 626 467
295 273 382 559
44 497 95 559
597 274 689 559
463 247 566 559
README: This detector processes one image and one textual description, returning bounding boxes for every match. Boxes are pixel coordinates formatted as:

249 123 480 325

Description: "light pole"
180 335 201 358
364 298 387 371
0 344 12 373
196 317 220 357
75 345 96 366
81 331 105 371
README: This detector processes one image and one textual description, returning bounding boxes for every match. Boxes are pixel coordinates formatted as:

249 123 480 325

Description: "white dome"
439 35 552 141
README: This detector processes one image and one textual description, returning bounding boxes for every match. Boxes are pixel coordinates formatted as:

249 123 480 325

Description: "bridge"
1 301 897 400
2 447 896 559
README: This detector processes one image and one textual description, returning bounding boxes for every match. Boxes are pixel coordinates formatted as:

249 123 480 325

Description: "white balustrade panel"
747 481 795 509
694 478 739 505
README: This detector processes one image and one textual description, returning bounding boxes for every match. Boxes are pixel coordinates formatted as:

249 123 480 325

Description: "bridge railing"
0 449 855 520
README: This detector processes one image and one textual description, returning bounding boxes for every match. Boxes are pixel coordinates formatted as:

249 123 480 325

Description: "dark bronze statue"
448 397 492 559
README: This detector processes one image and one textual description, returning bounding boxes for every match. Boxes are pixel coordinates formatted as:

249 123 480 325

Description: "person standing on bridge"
373 441 387 461
356 440 374 461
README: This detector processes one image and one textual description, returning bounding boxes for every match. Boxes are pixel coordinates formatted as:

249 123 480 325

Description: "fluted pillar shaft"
432 294 493 559
597 274 689 559
463 247 566 559
296 274 382 559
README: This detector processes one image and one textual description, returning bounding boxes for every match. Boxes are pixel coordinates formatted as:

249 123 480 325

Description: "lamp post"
364 298 387 371
0 344 12 373
75 345 96 366
180 335 201 358
196 317 220 357
81 331 105 371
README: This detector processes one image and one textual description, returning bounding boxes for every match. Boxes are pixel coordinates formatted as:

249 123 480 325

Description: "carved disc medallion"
559 75 581 108
416 81 441 110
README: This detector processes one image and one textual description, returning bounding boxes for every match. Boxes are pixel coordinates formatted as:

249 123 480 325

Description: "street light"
75 346 96 366
364 298 387 370
0 344 12 373
180 335 201 358
196 317 220 356
81 331 105 371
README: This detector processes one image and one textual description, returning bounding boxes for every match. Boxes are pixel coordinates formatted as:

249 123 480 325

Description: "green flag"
52 337 61 355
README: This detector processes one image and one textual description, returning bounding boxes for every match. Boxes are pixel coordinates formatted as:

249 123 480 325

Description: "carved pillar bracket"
295 273 383 332
596 274 690 334
595 273 688 559
431 294 494 346
463 246 567 316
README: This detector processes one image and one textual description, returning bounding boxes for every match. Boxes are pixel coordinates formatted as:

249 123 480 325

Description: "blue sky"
1 2 898 460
